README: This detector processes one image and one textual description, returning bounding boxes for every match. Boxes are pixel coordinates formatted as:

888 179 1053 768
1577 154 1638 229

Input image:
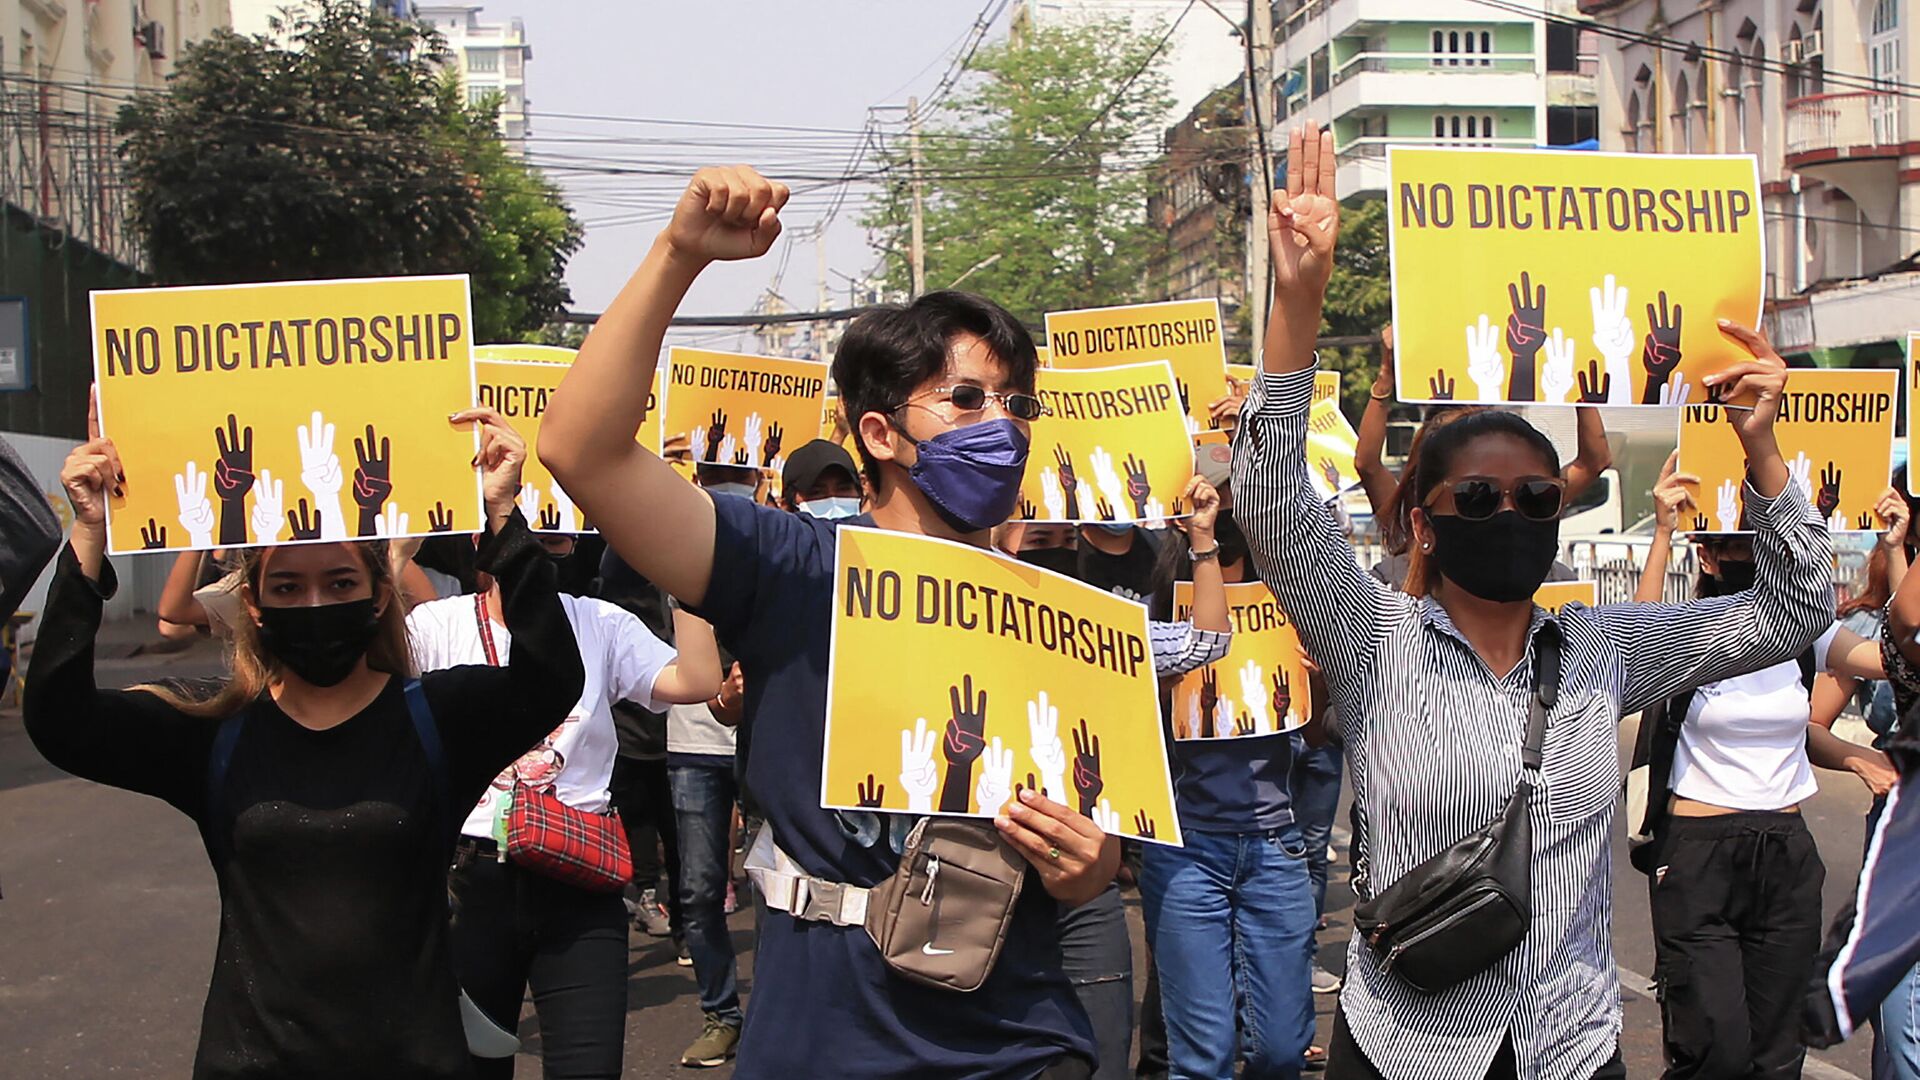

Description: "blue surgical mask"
898 417 1031 533
800 496 862 520
706 482 756 500
1092 523 1134 536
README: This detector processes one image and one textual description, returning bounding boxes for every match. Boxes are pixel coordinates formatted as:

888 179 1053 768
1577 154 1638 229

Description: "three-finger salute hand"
995 788 1121 907
667 165 791 264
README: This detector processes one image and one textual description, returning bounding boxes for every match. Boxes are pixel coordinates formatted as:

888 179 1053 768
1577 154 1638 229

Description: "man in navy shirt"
542 165 1117 1080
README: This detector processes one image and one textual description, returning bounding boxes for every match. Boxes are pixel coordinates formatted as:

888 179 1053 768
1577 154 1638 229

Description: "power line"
1035 0 1196 169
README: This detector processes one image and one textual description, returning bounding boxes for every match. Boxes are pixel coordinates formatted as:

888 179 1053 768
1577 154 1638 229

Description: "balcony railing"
1785 90 1902 158
1333 51 1539 86
1335 135 1538 161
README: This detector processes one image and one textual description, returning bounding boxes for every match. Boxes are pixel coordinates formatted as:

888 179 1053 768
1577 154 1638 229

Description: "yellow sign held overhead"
1169 581 1310 741
1018 362 1195 523
1389 148 1763 408
1045 299 1227 439
662 347 829 472
93 275 481 554
1307 371 1361 503
1678 369 1898 534
823 527 1179 845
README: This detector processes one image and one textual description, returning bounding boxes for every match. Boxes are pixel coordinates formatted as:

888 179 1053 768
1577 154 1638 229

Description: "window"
1310 46 1329 98
1626 91 1642 152
1873 0 1898 34
1432 27 1493 67
1548 105 1598 145
467 83 492 105
1435 113 1497 144
466 49 498 73
1547 22 1578 72
1671 72 1692 152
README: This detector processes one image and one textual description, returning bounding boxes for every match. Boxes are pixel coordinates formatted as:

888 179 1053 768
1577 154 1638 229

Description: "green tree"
1316 197 1391 424
117 0 579 341
862 18 1174 324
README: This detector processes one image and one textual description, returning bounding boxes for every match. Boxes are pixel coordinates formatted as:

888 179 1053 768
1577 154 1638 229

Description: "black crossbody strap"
1521 622 1562 775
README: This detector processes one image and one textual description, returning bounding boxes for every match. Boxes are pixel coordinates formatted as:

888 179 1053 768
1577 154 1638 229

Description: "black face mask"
255 598 381 688
1427 510 1560 603
1712 559 1756 596
1018 547 1080 578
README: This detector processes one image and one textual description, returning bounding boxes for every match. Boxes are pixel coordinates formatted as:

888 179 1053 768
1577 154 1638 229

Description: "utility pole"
1246 0 1274 362
909 96 927 297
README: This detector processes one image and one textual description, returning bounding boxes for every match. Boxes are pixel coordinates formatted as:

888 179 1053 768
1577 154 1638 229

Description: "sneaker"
1311 963 1343 994
680 1016 741 1067
632 888 673 938
676 940 693 967
723 880 738 916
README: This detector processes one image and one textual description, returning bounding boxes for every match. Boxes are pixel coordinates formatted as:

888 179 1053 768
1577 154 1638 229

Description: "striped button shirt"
1232 367 1833 1080
1151 620 1232 678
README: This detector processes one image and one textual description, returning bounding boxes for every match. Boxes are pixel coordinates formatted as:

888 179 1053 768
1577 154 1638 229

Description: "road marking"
1616 966 1864 1080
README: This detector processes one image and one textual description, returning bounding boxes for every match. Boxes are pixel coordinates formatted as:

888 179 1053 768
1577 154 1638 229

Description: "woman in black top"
26 407 584 1080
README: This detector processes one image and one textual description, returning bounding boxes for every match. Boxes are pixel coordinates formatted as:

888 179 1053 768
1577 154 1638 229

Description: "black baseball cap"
782 439 860 497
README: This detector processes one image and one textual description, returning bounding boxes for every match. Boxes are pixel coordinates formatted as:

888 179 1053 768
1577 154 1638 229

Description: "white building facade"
414 3 529 145
1273 0 1600 198
1582 0 1915 363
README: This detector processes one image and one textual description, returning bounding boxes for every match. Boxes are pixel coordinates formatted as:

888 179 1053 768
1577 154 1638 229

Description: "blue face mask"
898 417 1031 533
800 496 862 520
705 482 756 500
1091 523 1134 536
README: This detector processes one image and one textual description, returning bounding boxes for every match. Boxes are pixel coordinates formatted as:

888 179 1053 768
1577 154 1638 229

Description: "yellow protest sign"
1045 299 1226 438
1018 362 1194 523
1533 580 1598 615
1228 362 1258 385
662 347 828 471
823 527 1179 845
1036 344 1052 369
1678 369 1897 533
1307 371 1361 502
1168 582 1309 741
1388 148 1763 408
93 275 480 555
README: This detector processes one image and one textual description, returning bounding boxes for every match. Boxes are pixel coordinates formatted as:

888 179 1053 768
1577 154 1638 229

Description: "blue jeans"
1289 737 1343 918
1057 884 1133 1080
1870 793 1920 1080
1141 826 1317 1080
669 762 742 1026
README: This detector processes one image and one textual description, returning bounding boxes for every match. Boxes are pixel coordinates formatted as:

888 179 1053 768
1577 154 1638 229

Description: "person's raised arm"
156 550 212 637
651 608 723 704
1889 495 1920 669
1636 451 1696 603
27 433 216 814
1354 324 1399 517
1234 122 1394 695
1597 327 1834 712
1152 478 1233 678
540 167 790 608
428 409 586 791
1876 487 1910 594
1562 405 1614 502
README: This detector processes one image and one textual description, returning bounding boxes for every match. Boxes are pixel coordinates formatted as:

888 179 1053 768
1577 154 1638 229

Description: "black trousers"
449 848 629 1080
1649 809 1826 1080
608 755 681 934
1328 1010 1625 1080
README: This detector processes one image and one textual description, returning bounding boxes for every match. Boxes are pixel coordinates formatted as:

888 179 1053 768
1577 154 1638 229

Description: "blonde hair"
134 541 413 718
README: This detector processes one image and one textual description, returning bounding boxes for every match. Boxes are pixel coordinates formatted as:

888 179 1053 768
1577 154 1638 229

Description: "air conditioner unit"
135 19 165 59
1782 38 1803 64
1804 30 1823 58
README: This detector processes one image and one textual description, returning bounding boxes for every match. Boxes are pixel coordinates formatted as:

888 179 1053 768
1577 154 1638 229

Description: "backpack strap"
402 678 455 853
203 712 247 865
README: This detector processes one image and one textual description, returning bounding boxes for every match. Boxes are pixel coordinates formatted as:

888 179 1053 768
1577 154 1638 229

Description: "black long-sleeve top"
24 511 584 1080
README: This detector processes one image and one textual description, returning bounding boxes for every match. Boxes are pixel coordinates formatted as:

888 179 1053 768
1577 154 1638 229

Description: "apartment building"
1581 0 1915 365
1274 0 1600 198
229 0 411 38
1148 80 1250 312
415 3 530 145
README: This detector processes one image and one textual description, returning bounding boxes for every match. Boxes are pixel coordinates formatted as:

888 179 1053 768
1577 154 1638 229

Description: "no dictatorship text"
102 313 464 376
1398 182 1754 234
845 568 1149 678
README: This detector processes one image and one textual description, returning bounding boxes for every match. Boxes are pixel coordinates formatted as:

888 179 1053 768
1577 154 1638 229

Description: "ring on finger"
1047 846 1061 861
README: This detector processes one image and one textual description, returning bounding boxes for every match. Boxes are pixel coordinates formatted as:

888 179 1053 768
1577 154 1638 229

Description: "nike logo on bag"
921 943 954 956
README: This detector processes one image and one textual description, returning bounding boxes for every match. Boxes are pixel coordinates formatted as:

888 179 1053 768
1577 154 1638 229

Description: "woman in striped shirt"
1234 122 1834 1080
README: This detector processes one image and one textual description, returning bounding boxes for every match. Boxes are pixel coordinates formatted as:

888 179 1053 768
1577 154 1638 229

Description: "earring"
1422 542 1432 552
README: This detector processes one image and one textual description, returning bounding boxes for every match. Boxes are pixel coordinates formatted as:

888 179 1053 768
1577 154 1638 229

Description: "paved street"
0 634 1883 1078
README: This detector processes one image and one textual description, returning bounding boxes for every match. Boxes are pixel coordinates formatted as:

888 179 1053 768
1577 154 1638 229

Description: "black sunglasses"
1429 477 1566 522
907 383 1047 421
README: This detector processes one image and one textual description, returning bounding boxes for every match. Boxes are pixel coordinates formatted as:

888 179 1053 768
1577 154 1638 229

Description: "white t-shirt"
407 593 675 841
668 702 737 758
1670 624 1839 811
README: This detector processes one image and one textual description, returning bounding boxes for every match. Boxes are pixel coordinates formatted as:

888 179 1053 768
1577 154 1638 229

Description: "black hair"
831 289 1038 486
1409 410 1562 509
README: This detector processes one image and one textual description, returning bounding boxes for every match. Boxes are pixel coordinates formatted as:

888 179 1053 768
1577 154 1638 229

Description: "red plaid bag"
506 784 633 893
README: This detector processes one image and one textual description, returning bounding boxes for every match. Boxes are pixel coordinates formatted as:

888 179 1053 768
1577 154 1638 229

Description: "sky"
495 0 1011 353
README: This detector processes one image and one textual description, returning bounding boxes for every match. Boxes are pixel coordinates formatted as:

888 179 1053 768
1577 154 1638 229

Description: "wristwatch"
1190 545 1221 563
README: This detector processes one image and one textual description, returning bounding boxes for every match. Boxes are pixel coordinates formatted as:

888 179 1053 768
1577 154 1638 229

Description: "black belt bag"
1352 623 1559 995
